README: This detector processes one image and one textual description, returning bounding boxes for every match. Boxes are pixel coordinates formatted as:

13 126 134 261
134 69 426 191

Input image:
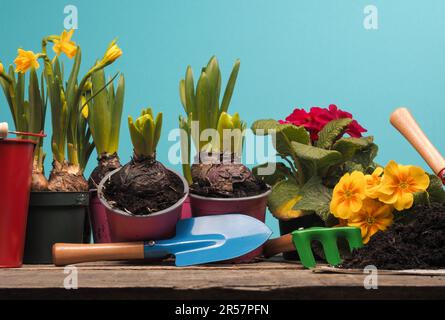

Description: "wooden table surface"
1 258 444 300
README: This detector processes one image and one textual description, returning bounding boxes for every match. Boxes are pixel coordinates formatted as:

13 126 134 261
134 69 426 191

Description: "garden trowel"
53 214 272 266
390 107 445 184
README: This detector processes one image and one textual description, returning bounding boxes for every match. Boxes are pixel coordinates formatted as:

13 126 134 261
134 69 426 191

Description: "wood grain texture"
0 258 443 300
52 242 145 266
390 107 445 175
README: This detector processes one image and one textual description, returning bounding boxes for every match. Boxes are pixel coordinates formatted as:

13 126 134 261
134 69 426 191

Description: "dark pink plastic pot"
189 189 271 263
89 190 111 243
180 196 192 219
98 168 189 242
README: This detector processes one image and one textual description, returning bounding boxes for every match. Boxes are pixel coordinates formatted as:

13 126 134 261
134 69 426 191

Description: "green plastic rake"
264 227 363 268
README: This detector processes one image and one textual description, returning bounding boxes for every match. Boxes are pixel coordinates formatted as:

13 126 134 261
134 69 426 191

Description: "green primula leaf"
332 136 373 161
253 162 295 186
291 141 343 171
251 119 310 156
316 118 352 149
293 176 333 222
344 142 379 172
413 191 430 206
268 180 303 220
251 119 282 133
426 174 445 203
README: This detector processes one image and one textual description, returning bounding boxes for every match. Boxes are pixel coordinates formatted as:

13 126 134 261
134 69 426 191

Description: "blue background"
1 0 444 237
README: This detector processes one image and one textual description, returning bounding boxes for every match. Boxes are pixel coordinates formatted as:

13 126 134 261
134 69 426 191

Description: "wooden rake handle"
263 234 295 258
390 108 445 182
52 242 145 266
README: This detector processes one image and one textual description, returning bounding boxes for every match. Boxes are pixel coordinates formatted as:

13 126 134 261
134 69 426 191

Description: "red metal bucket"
98 168 189 242
89 190 112 243
190 189 271 263
0 139 35 268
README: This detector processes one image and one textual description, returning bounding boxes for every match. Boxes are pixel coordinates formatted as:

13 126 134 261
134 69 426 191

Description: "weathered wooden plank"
0 259 443 299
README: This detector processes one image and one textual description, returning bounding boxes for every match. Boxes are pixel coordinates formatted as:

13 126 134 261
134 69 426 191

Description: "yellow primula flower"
347 198 394 244
365 167 384 198
101 40 122 65
52 29 77 59
274 195 304 220
330 171 367 219
14 49 40 73
378 160 430 211
0 62 4 74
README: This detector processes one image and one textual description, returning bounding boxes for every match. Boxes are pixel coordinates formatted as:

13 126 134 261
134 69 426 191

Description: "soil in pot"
190 153 268 198
103 155 185 215
342 202 445 270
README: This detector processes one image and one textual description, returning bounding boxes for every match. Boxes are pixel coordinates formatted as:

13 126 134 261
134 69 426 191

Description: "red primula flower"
280 104 367 142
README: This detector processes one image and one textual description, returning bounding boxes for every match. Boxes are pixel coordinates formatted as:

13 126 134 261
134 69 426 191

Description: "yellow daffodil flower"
275 195 304 220
330 171 367 219
14 49 40 73
101 40 122 65
81 97 89 119
0 62 4 74
52 29 77 59
347 198 394 244
378 160 430 211
365 167 384 198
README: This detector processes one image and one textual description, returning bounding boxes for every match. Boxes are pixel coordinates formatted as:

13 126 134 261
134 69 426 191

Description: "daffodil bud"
83 81 92 91
101 40 122 65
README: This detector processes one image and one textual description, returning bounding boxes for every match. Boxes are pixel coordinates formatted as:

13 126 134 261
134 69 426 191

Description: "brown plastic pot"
189 188 271 263
98 167 189 242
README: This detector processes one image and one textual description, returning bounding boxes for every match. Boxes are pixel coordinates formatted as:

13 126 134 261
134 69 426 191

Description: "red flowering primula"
279 104 367 142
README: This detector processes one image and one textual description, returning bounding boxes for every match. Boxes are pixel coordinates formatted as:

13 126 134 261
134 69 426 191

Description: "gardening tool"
53 214 272 266
264 227 363 268
0 122 46 139
390 108 445 184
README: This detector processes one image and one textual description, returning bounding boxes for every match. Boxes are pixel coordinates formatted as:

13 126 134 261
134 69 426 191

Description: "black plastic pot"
23 191 89 264
279 214 324 260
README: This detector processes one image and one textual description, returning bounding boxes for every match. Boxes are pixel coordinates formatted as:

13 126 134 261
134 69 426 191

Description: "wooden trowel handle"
390 108 445 181
52 242 145 266
263 234 295 258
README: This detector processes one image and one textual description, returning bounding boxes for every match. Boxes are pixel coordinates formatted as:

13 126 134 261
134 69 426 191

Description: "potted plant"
178 56 269 262
0 57 45 267
22 30 122 263
98 108 189 242
252 105 371 259
0 56 47 191
87 69 125 243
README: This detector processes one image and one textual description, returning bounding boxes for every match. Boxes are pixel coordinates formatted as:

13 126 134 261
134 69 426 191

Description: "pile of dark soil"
103 158 184 215
190 162 269 198
342 202 445 270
